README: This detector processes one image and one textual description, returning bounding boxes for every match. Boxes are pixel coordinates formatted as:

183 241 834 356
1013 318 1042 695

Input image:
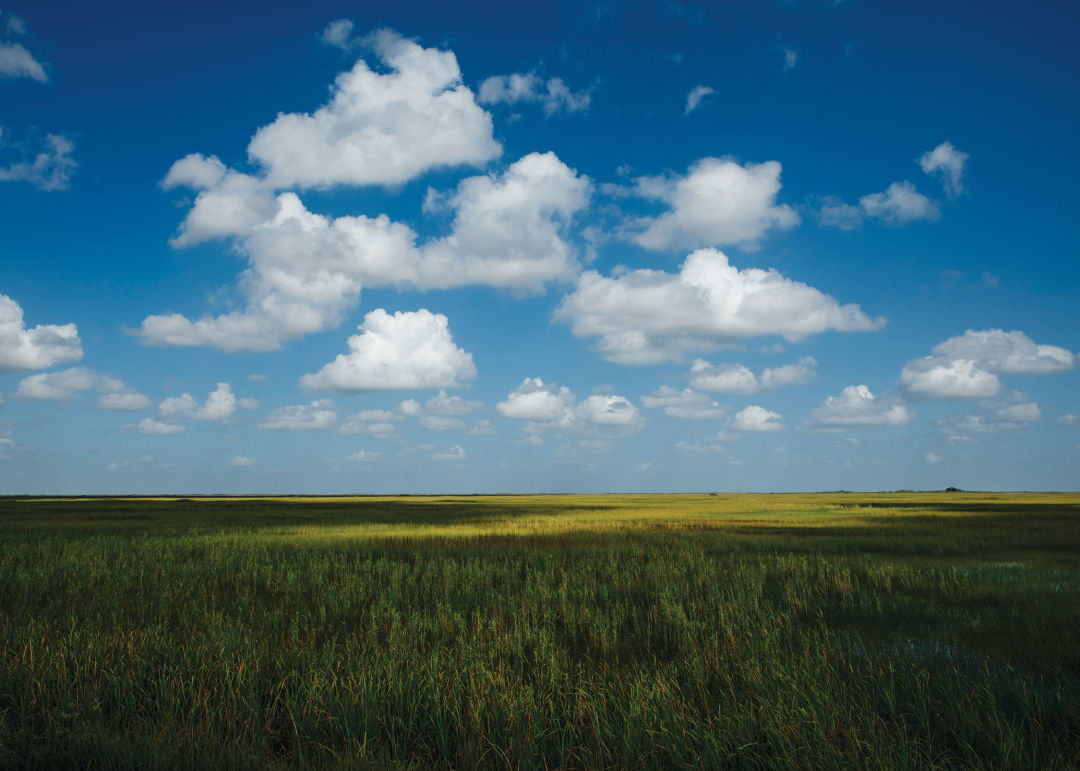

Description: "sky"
1 0 1078 494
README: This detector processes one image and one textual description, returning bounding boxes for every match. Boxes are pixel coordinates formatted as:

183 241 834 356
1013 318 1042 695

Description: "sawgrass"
0 493 1077 768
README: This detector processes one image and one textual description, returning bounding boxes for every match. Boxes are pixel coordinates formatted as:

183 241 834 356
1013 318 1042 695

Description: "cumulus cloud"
142 152 588 351
250 29 499 189
420 151 590 291
320 19 355 49
919 141 968 198
781 48 798 72
432 445 466 462
899 357 1001 400
556 249 883 364
932 329 1075 374
424 390 483 416
819 179 940 230
732 405 783 432
0 132 77 191
859 181 940 224
984 391 1041 423
15 367 150 409
900 329 1075 400
497 378 644 435
628 158 799 251
1056 414 1080 426
815 197 863 230
138 417 186 435
0 41 46 81
259 399 337 431
158 383 256 421
0 294 82 373
497 377 574 423
689 356 816 393
160 159 274 247
937 394 1040 442
807 385 913 429
478 71 591 116
641 386 726 419
348 450 382 462
230 456 255 467
684 85 714 114
300 309 476 393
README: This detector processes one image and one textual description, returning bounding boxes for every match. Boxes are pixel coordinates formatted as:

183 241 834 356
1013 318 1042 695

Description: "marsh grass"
0 493 1077 768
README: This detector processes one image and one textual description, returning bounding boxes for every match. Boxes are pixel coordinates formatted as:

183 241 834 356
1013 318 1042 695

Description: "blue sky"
2 0 1078 493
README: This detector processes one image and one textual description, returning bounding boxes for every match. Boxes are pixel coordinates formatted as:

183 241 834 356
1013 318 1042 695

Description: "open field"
0 493 1078 769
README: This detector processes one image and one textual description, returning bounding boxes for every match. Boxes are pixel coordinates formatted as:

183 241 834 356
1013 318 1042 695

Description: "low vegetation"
0 493 1077 768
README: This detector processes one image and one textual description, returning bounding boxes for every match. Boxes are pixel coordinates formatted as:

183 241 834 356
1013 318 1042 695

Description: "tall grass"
0 493 1077 768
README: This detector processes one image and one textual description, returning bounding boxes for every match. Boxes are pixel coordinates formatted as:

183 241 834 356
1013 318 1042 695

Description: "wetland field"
0 492 1078 768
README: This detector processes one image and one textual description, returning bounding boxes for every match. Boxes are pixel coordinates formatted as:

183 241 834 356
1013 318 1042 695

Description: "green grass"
0 493 1077 768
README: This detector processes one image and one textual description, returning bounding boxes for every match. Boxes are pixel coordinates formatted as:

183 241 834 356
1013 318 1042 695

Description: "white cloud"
900 329 1075 400
939 414 1025 440
432 445 466 462
899 357 1001 400
859 181 940 224
249 29 500 189
925 451 941 464
300 309 476 393
676 440 725 455
497 378 644 435
421 151 590 291
465 419 496 436
419 416 467 431
937 393 1040 443
781 48 798 72
138 417 186 435
98 392 152 411
339 416 398 439
320 19 355 49
556 248 884 364
984 391 1041 423
259 399 337 431
807 385 913 429
478 72 591 116
732 405 783 432
0 436 12 459
158 383 254 421
919 141 968 198
684 85 714 114
1058 414 1080 426
497 378 574 423
5 14 29 37
230 456 255 467
0 42 46 81
575 394 645 431
689 356 816 393
640 386 726 419
142 152 587 351
161 161 273 247
688 361 759 394
932 329 1075 375
15 367 96 400
816 197 863 230
424 390 483 416
629 158 799 251
348 450 382 462
15 367 149 410
0 132 77 191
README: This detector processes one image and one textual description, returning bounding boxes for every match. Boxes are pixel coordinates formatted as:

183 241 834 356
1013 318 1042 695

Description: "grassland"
0 492 1077 769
